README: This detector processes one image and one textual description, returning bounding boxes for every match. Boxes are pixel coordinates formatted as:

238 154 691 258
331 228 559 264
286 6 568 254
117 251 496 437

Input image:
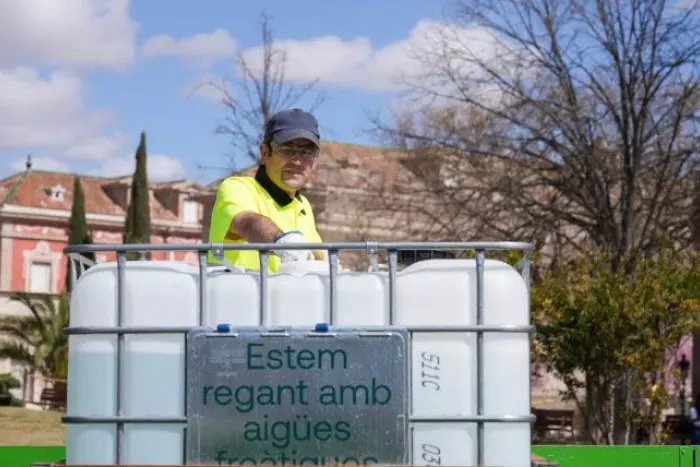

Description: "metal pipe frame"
62 241 535 466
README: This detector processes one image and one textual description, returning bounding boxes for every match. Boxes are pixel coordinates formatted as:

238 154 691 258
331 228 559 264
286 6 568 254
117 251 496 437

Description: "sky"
0 0 463 185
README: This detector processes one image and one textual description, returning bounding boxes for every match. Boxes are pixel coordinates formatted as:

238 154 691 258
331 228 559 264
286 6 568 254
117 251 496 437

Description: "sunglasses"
272 142 320 160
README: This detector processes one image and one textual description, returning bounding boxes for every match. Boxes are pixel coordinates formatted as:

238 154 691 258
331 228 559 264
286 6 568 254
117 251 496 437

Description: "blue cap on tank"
314 322 329 333
216 323 231 333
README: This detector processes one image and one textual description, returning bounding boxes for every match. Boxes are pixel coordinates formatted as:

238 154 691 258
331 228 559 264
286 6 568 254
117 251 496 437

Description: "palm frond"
0 341 35 366
0 292 70 379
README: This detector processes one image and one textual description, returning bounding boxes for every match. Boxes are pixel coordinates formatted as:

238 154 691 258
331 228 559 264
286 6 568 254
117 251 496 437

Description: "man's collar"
255 165 301 207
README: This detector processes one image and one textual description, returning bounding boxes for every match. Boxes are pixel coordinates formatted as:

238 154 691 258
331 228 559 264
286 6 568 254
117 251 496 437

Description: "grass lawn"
0 406 65 445
0 407 66 467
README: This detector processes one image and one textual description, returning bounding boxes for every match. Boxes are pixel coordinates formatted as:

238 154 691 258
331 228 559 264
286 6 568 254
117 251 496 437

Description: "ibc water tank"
66 260 200 465
65 255 531 467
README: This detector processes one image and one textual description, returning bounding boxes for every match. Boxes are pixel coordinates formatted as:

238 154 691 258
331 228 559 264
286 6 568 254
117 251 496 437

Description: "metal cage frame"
62 241 536 467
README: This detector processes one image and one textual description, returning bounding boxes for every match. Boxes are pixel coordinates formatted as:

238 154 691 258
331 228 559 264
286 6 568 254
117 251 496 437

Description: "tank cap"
314 322 330 333
216 323 231 333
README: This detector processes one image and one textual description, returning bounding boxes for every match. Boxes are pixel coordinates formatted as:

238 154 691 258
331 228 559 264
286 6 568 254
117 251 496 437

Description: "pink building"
0 167 210 401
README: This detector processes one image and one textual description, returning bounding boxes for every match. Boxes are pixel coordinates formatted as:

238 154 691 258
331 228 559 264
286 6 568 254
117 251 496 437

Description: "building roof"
0 170 119 215
0 169 208 222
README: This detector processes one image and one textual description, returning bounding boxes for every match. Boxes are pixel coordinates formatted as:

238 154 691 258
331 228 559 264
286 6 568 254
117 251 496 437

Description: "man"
208 108 325 272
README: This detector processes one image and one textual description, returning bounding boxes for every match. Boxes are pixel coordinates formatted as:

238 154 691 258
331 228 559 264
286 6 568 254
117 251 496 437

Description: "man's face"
261 138 319 193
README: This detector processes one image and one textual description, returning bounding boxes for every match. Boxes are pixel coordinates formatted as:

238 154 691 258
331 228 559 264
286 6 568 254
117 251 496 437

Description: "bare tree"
199 13 326 170
367 0 700 445
361 109 569 266
370 0 700 269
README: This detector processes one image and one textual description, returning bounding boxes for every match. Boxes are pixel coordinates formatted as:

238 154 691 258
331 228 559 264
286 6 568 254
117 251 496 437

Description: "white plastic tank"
66 256 530 467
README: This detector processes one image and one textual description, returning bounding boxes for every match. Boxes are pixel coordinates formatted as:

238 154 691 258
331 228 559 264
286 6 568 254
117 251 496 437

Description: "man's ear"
259 142 269 162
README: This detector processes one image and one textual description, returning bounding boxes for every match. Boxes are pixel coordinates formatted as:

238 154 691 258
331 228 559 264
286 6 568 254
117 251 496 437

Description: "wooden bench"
532 408 575 443
40 386 67 411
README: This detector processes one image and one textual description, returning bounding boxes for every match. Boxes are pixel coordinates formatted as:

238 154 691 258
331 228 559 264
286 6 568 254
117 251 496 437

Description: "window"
48 184 66 201
183 200 199 224
29 262 52 293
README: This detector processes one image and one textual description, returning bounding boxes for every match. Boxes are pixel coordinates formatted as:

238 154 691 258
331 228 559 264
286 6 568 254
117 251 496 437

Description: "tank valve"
216 323 231 333
314 322 329 333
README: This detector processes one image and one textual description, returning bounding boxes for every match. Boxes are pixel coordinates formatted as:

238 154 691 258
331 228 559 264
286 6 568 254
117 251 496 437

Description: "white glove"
273 231 313 263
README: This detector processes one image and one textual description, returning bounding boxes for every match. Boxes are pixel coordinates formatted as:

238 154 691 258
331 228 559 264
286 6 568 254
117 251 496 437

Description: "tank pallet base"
35 465 553 467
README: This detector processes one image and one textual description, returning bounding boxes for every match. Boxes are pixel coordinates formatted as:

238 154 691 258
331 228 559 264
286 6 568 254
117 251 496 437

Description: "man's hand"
231 212 284 243
230 213 330 265
273 231 314 263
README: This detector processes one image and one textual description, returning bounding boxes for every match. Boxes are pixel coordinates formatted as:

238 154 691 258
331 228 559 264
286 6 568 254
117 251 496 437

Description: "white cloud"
151 20 508 94
7 152 187 181
147 154 187 180
0 0 137 71
96 153 187 181
62 133 133 161
243 36 376 85
0 0 145 175
0 1 191 182
251 20 518 93
238 34 402 92
0 67 126 160
141 28 237 68
11 156 70 173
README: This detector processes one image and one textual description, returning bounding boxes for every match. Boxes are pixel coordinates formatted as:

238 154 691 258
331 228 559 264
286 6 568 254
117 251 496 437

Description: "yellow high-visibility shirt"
207 165 323 272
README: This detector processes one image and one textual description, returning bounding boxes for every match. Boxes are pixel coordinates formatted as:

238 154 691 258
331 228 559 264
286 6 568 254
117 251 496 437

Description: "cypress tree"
123 132 152 260
68 176 87 245
65 176 94 292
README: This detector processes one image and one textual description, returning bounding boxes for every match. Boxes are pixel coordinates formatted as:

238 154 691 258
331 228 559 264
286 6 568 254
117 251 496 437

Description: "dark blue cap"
264 108 320 147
